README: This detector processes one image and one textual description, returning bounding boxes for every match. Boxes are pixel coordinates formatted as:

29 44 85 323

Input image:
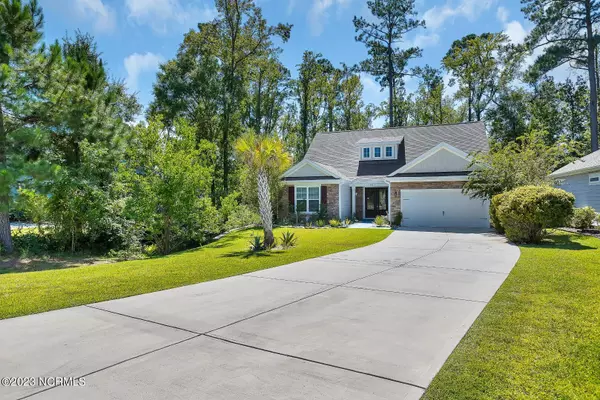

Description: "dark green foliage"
570 207 597 230
279 230 297 248
489 193 506 234
495 186 575 243
393 211 403 227
248 235 265 252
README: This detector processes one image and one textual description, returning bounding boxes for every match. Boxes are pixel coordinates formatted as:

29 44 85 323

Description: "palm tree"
235 132 291 248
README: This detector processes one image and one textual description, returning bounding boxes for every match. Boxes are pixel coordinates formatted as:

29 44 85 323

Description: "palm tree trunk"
257 167 274 247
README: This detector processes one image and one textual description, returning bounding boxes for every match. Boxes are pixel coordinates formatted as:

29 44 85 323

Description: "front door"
365 188 388 219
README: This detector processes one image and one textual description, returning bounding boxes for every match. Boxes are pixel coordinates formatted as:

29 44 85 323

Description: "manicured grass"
0 227 391 320
423 231 600 399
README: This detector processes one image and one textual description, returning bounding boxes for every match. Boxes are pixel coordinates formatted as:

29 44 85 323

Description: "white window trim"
384 145 394 159
590 173 600 185
373 146 382 158
295 185 321 213
361 147 371 160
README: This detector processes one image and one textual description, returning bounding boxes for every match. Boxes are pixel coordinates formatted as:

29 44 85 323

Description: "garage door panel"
401 189 489 228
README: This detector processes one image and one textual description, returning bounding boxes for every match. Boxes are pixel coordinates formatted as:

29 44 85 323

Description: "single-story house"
281 122 491 228
550 149 600 210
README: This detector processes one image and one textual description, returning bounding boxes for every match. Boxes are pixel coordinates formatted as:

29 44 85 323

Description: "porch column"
387 181 391 220
351 185 356 217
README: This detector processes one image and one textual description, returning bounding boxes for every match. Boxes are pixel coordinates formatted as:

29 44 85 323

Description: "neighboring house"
550 149 600 211
281 121 491 228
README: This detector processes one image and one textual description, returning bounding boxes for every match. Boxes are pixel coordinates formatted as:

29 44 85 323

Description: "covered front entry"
365 188 388 219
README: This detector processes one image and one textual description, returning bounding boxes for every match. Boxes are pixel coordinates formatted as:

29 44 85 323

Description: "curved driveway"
0 229 520 400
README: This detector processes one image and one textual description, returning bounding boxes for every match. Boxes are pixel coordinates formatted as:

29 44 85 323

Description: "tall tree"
443 33 512 121
522 0 600 152
338 65 369 130
353 0 424 127
198 0 291 195
0 0 62 252
294 51 331 156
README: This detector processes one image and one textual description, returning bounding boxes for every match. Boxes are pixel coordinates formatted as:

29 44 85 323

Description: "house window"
296 186 320 213
590 173 600 185
362 147 370 159
374 147 382 158
385 146 393 158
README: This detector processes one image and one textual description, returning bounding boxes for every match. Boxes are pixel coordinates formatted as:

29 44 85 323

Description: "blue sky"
38 0 572 126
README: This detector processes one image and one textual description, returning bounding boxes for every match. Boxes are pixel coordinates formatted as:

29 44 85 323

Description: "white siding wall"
338 182 352 220
407 149 470 173
287 164 329 178
560 172 600 211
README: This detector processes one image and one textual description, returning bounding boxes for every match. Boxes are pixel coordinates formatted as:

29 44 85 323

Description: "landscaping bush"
329 219 341 228
374 215 388 227
316 219 326 228
248 235 265 252
279 231 298 249
489 192 506 234
393 211 403 227
570 207 597 230
496 185 574 243
224 204 261 231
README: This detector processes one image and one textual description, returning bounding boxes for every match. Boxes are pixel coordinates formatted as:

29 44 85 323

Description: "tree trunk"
256 69 263 135
0 105 13 253
586 0 599 152
388 44 394 127
257 168 274 248
468 82 473 122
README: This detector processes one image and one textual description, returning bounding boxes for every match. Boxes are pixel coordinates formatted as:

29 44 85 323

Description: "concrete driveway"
0 230 520 400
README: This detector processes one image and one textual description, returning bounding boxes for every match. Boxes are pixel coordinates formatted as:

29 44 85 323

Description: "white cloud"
360 73 387 106
412 33 440 48
308 0 351 36
424 0 496 30
75 0 116 33
124 52 164 92
496 6 509 23
504 20 528 45
125 0 217 33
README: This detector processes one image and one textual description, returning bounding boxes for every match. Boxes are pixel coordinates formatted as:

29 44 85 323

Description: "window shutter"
321 186 327 205
288 186 295 204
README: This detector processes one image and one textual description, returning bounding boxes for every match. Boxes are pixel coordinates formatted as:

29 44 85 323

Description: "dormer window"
385 146 393 158
362 147 370 159
374 147 381 158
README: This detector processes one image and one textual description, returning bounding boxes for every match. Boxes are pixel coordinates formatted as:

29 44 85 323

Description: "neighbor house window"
590 173 600 185
374 147 382 158
385 146 393 158
362 147 370 159
296 186 320 213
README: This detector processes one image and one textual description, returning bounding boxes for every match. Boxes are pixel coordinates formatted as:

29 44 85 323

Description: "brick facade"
281 184 339 221
389 181 465 223
355 187 364 220
326 184 339 219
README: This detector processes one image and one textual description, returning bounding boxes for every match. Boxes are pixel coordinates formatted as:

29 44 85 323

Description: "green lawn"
0 228 390 320
423 231 600 399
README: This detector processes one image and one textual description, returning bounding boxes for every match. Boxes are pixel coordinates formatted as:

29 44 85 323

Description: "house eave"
550 165 600 179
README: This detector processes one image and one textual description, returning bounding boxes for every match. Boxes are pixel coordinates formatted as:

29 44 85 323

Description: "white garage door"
401 189 489 228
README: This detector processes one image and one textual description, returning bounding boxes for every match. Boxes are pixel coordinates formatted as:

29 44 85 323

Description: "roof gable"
282 159 342 179
388 143 471 176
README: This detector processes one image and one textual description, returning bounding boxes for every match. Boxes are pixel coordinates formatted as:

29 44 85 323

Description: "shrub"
317 204 328 221
490 192 506 234
224 204 261 231
316 219 326 228
279 231 298 249
248 235 265 252
496 185 574 243
570 207 597 230
374 215 388 227
393 211 403 227
329 219 341 228
344 218 352 227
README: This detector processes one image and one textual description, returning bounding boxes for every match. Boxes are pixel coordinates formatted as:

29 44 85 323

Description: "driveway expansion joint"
204 333 428 391
341 284 489 304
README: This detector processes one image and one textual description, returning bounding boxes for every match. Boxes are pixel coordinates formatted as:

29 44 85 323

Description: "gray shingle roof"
304 121 489 178
550 149 600 177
